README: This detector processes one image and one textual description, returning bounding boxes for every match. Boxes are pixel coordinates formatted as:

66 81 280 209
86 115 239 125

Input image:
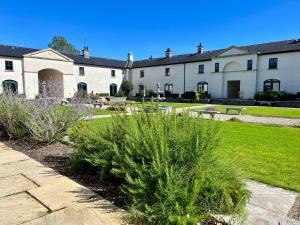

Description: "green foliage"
120 80 133 96
69 112 249 225
0 92 27 139
114 91 125 97
48 35 80 55
254 91 295 101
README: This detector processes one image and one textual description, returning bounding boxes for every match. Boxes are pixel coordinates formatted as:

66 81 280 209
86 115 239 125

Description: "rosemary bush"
0 92 27 139
69 112 249 225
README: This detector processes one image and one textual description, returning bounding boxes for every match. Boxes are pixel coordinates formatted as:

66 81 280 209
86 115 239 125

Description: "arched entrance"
38 69 64 97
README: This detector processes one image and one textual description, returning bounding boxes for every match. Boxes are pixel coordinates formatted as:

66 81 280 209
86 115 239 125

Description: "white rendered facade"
1 40 300 99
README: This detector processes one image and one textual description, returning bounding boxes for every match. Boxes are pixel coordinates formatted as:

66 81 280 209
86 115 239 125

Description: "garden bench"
193 110 220 119
225 107 246 115
257 101 274 106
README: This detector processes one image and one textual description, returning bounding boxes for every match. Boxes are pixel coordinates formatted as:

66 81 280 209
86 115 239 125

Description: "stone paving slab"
0 192 49 225
22 207 123 225
0 149 30 164
28 178 95 211
245 181 300 225
247 181 297 215
0 174 38 197
0 143 124 225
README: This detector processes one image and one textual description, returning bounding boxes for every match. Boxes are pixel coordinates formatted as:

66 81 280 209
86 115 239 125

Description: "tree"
48 36 80 55
121 80 133 96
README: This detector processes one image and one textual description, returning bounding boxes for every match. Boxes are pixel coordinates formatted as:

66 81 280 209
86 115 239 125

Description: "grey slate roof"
0 44 126 68
132 39 300 68
1 39 300 69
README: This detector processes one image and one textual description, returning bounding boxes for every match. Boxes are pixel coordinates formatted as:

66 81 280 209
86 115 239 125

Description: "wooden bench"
193 110 220 119
109 102 127 111
225 107 246 115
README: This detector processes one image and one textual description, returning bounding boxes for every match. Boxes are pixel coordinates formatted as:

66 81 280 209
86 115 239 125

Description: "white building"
1 39 300 99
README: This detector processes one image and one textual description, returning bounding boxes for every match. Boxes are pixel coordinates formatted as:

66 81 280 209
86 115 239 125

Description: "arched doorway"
2 80 18 94
110 83 118 96
77 82 87 92
38 69 64 97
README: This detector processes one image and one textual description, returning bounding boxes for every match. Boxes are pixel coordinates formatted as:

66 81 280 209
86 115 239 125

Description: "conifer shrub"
69 112 249 225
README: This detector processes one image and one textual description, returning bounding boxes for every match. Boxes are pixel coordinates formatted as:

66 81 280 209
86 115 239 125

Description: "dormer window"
79 67 85 76
165 68 170 76
5 61 13 71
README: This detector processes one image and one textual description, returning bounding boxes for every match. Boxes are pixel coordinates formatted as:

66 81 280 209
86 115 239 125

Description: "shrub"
23 98 90 143
254 91 295 101
69 112 249 225
114 91 125 97
0 92 27 139
121 80 133 96
182 91 197 100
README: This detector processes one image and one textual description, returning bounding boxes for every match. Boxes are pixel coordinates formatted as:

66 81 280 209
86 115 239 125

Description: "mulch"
2 139 127 208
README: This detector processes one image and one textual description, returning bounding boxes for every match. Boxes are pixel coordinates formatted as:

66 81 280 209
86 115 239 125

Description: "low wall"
274 101 300 108
210 99 256 106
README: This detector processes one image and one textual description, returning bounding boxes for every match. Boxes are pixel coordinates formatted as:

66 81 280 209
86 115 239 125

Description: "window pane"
5 61 13 70
273 82 280 91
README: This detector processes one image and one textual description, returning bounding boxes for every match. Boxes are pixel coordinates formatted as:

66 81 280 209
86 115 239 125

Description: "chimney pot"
127 52 134 61
197 43 204 54
82 46 89 58
165 48 172 58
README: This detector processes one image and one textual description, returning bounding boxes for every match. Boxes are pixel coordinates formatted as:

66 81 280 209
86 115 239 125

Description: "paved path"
190 111 300 127
1 143 300 225
0 143 124 225
244 181 300 225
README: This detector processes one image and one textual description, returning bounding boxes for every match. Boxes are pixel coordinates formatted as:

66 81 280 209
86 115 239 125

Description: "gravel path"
190 112 300 127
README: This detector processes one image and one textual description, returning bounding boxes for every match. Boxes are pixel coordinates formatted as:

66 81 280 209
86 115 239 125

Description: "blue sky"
0 0 300 60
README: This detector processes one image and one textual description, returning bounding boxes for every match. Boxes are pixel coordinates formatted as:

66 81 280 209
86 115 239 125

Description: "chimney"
127 52 134 62
82 46 89 59
197 43 204 54
165 48 172 58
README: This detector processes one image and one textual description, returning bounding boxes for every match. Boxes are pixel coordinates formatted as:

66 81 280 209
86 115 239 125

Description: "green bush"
121 80 133 96
114 91 125 97
69 112 249 225
254 91 295 101
0 92 28 139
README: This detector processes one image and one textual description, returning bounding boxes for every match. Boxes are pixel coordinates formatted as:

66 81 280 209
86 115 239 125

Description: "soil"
2 139 128 208
288 196 300 221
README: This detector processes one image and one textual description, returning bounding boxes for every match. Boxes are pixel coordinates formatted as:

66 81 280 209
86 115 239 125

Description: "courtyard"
0 98 300 225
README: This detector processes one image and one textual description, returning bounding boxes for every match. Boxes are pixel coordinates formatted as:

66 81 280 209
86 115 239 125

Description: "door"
227 81 240 98
110 84 117 96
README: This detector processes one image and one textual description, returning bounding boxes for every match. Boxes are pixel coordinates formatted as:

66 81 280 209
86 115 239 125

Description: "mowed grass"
194 105 300 118
76 117 300 192
217 122 300 192
93 109 126 115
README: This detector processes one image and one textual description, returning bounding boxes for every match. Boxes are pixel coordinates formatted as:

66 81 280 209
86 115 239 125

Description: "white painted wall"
73 64 124 96
131 64 184 96
257 52 300 94
0 57 24 94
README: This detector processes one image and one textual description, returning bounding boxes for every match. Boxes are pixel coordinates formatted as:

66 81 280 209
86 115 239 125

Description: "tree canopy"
48 36 80 55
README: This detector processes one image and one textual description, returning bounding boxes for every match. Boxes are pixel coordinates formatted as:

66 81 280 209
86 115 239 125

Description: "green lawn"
93 109 126 115
194 105 300 118
217 121 300 192
77 118 300 192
